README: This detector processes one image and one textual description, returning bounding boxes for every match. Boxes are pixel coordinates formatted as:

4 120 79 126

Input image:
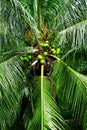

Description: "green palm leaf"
0 57 25 130
51 61 87 130
57 20 87 49
0 46 33 64
0 0 39 52
23 75 68 130
10 0 39 36
44 0 87 50
0 0 26 51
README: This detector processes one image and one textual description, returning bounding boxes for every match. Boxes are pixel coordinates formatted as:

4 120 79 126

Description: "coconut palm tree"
0 0 87 130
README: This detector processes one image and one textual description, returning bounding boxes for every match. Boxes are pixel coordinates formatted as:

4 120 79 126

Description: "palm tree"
0 0 87 130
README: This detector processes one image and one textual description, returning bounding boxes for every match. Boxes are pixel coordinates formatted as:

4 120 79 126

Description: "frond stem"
41 64 44 130
48 54 60 61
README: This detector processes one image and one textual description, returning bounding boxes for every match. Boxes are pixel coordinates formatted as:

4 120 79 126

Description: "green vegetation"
0 0 87 130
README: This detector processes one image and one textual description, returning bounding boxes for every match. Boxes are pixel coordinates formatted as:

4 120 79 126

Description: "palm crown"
0 0 87 130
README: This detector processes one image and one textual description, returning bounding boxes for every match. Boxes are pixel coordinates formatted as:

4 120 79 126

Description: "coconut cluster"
20 41 61 65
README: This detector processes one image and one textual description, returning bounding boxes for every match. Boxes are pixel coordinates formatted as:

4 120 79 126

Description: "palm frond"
0 57 25 130
10 0 39 36
40 0 73 27
19 0 40 29
0 0 27 51
51 61 87 130
52 0 87 30
0 46 33 64
0 1 34 53
0 0 39 52
56 20 87 49
44 0 87 50
40 0 86 28
23 77 41 130
23 76 68 130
